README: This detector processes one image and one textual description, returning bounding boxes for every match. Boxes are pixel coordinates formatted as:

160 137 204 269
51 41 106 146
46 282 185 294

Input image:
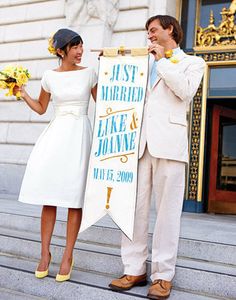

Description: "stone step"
0 287 46 300
0 227 235 299
2 198 236 247
0 254 222 300
0 210 236 267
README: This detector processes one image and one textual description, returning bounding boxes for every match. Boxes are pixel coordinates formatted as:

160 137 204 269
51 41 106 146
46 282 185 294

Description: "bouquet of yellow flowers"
0 65 30 99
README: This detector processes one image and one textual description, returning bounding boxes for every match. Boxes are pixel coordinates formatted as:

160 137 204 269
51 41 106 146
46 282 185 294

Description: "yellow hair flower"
48 34 57 55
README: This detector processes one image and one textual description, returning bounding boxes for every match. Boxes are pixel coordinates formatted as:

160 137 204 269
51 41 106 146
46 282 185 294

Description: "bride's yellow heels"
56 258 74 282
35 254 52 279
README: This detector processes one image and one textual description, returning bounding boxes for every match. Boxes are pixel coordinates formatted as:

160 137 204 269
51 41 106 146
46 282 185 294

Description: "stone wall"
0 0 175 198
0 0 66 198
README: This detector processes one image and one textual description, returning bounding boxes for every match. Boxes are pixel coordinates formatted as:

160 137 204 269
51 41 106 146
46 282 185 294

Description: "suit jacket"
139 50 205 163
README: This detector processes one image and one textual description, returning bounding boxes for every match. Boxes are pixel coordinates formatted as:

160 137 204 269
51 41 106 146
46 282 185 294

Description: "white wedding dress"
19 67 97 208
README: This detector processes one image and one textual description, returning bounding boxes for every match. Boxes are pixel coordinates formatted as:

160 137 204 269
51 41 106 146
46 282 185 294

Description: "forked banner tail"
80 51 149 240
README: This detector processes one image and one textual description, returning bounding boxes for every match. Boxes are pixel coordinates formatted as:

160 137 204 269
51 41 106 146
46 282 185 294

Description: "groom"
109 15 205 299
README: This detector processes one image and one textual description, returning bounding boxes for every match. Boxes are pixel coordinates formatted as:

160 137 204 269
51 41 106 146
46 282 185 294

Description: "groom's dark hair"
145 15 183 45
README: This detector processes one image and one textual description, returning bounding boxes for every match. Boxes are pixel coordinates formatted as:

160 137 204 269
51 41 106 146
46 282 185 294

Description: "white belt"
54 105 87 118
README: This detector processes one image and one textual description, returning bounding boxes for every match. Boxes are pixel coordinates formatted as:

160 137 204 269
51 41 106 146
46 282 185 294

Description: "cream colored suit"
121 50 205 281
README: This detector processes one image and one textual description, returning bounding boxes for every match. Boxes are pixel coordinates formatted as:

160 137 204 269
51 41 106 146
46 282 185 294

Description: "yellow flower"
2 65 15 77
169 56 179 64
164 49 180 63
5 82 15 96
0 65 30 99
17 73 28 85
165 49 173 58
48 34 57 55
15 90 22 100
0 81 7 89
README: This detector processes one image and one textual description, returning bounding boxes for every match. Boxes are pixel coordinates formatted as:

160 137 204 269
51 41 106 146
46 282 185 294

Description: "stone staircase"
0 198 236 299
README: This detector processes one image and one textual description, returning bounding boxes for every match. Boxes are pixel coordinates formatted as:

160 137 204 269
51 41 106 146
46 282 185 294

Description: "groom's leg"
151 159 185 282
147 158 185 300
109 148 152 291
122 149 152 275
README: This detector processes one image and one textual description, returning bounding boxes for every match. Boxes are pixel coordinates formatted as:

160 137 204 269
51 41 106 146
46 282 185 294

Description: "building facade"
0 0 235 214
177 0 236 213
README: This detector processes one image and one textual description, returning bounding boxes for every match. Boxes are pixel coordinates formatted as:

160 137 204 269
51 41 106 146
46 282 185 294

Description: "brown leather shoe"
147 279 172 299
109 274 147 291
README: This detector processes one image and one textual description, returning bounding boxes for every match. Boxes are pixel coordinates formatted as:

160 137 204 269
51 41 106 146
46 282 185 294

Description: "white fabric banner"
80 54 149 240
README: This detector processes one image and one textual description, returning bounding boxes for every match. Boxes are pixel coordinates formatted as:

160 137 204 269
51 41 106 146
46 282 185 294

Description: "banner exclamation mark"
106 187 113 209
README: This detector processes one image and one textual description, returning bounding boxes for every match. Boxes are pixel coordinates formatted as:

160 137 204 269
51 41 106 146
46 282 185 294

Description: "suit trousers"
121 147 185 281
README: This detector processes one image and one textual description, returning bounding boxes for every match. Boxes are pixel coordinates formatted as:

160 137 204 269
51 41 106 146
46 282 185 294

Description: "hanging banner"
80 50 149 240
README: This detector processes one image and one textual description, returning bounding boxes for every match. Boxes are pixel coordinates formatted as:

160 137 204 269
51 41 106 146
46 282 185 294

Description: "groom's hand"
148 43 165 61
98 50 103 60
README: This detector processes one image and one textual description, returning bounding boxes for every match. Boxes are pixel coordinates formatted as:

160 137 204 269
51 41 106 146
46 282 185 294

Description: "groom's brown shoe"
147 279 172 299
109 274 147 291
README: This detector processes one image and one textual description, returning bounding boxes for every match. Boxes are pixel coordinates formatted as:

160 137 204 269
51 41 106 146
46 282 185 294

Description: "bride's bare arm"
13 85 51 115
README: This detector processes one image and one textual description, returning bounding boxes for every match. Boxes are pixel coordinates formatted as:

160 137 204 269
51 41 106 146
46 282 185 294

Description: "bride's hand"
13 85 26 98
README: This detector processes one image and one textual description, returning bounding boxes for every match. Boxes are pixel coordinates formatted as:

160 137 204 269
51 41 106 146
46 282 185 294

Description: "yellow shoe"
35 254 51 279
56 258 74 282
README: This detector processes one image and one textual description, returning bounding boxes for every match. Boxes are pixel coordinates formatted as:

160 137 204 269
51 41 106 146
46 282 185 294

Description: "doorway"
208 103 236 213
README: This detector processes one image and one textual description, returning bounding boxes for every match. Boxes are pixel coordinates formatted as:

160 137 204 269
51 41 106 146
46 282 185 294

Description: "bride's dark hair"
56 35 83 59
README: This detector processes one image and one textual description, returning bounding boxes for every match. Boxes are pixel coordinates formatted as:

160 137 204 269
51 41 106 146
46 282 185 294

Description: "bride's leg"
37 205 57 271
58 208 82 275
